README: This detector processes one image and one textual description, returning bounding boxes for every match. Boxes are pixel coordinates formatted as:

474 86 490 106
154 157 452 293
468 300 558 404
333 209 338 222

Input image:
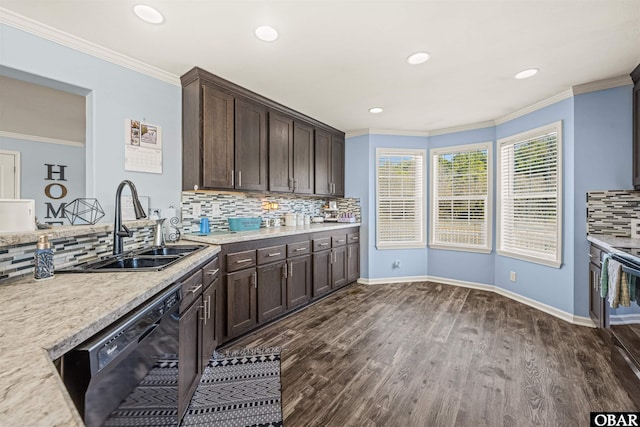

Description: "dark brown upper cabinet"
632 63 640 189
315 130 345 197
181 67 344 194
269 111 315 194
235 98 268 191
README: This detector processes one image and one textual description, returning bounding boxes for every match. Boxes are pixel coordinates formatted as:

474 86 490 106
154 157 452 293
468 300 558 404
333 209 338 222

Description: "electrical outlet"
631 219 640 238
392 260 401 269
192 202 202 217
509 271 517 282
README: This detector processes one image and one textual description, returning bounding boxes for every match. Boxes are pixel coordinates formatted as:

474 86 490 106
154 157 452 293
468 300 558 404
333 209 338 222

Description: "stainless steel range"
607 249 640 408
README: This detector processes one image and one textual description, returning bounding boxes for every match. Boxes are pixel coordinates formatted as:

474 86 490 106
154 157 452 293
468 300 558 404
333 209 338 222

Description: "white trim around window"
376 148 426 249
496 121 563 268
429 142 493 253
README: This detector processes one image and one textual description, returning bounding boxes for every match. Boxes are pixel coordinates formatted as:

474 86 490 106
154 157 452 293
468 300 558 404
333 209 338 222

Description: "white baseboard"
610 314 640 325
358 275 595 327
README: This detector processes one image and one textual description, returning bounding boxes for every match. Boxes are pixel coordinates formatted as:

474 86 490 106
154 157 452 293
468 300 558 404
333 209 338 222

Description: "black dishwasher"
61 283 182 427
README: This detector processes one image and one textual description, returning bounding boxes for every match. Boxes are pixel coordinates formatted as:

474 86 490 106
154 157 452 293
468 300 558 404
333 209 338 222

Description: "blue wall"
0 24 182 221
345 133 429 279
346 85 633 318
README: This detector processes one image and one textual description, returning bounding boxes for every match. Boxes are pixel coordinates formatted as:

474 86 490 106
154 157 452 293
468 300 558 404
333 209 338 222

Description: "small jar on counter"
34 235 54 280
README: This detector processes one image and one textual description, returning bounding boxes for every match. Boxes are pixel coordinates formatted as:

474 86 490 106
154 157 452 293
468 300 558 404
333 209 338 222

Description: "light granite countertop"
587 234 640 254
183 222 361 245
0 243 220 427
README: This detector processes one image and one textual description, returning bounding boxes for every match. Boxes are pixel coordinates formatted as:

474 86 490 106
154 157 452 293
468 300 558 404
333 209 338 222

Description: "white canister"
297 213 304 226
284 213 297 227
304 214 310 225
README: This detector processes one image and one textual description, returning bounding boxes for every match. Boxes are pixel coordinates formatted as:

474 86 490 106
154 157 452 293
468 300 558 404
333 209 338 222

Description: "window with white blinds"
497 122 562 268
376 148 426 249
430 142 492 252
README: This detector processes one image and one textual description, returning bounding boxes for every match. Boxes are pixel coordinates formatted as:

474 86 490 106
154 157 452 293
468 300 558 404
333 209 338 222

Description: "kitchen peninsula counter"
0 243 220 426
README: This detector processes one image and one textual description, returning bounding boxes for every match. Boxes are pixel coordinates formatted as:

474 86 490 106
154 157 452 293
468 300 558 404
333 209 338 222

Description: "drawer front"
227 249 257 272
257 245 286 265
313 237 331 252
347 233 360 244
332 234 347 247
180 269 204 313
288 241 311 257
202 256 220 287
590 245 602 267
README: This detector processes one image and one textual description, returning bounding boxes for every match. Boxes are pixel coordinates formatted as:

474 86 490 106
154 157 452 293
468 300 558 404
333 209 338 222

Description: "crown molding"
494 89 574 126
571 74 632 95
0 8 180 86
428 120 495 137
345 128 430 138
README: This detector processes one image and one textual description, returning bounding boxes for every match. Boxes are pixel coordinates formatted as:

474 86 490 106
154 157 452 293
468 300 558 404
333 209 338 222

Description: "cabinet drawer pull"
319 243 330 247
336 239 345 243
267 252 282 257
352 237 359 241
295 247 308 252
235 258 253 264
206 268 220 276
189 283 203 294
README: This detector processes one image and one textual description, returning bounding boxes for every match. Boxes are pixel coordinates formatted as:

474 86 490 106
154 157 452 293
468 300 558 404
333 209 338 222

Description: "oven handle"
610 255 640 277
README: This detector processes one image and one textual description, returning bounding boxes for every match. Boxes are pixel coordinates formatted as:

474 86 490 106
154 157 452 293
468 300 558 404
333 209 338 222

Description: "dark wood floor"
227 282 637 426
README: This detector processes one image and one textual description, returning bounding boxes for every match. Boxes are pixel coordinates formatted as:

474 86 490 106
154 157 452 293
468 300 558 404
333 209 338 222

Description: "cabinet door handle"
283 263 288 278
238 170 242 188
236 258 253 264
231 169 235 187
288 177 293 190
289 262 293 277
189 283 203 294
267 252 282 257
293 179 298 191
206 268 219 276
252 271 257 288
201 298 208 324
295 247 308 252
207 295 212 319
348 247 352 259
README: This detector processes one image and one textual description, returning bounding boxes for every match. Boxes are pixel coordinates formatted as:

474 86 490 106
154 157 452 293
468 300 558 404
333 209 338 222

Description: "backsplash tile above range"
587 190 640 237
181 191 361 233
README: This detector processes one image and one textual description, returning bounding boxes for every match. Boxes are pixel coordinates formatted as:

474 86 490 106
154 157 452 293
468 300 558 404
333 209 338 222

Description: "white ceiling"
2 0 640 134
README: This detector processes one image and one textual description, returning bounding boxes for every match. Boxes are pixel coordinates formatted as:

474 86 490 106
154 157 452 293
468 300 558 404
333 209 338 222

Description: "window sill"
497 249 562 269
429 244 492 254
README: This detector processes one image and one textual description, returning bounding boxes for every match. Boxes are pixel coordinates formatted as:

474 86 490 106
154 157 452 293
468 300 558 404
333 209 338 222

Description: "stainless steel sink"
58 244 207 273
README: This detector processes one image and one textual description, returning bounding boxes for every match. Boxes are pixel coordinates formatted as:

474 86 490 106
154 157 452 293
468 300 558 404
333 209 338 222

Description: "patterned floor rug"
104 348 283 427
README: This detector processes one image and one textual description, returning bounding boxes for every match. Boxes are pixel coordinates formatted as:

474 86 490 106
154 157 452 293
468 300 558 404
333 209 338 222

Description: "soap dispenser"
34 235 54 280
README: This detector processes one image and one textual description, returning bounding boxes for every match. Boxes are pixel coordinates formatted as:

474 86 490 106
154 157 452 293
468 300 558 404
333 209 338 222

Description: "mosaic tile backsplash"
587 190 640 237
0 225 154 282
181 191 361 233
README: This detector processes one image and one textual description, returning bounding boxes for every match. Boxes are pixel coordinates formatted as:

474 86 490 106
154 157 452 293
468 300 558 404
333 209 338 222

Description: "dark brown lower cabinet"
257 261 287 322
227 268 257 337
179 296 201 420
331 246 347 289
201 277 218 367
589 260 605 328
312 250 332 297
347 244 360 283
287 255 312 308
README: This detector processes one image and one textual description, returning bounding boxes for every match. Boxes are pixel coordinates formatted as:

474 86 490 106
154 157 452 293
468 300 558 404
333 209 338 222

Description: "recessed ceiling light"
369 107 383 114
515 68 539 79
255 26 279 42
407 52 431 65
133 5 164 24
